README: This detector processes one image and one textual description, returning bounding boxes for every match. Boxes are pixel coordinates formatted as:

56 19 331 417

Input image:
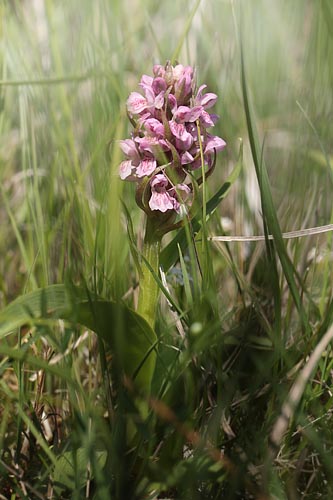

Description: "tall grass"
1 0 333 498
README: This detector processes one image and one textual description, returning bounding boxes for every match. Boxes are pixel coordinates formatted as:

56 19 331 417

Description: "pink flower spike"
127 92 148 115
119 160 133 180
204 135 227 154
136 158 157 178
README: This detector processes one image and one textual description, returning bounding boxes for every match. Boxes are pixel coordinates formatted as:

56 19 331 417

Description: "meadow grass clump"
1 1 333 499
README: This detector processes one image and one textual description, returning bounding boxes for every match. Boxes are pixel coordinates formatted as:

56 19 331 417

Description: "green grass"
1 0 333 498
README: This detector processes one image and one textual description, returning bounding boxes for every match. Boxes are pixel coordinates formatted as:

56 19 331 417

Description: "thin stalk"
137 217 162 329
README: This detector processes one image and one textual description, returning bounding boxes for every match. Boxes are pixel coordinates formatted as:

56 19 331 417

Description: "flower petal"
149 192 175 212
173 105 203 123
127 92 148 114
119 160 133 180
200 110 216 128
119 139 140 161
204 135 227 154
136 158 157 178
200 92 217 109
152 77 167 94
151 173 169 191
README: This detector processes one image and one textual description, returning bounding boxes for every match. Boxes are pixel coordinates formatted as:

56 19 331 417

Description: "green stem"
137 217 162 329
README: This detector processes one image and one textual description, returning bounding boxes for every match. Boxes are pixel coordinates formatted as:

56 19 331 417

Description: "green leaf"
0 284 157 393
53 448 107 495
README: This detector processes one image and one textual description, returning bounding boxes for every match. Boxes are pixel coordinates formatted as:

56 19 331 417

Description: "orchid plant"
119 62 226 331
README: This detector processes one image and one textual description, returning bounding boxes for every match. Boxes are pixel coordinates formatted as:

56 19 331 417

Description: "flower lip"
136 158 157 178
127 92 148 114
119 160 134 180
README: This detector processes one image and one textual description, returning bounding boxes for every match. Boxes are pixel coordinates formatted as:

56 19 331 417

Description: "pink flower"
136 158 157 178
119 139 140 162
204 134 227 154
127 92 148 114
173 105 203 123
149 174 175 212
144 118 165 138
119 160 134 180
200 111 218 128
135 136 169 155
152 77 167 95
195 84 218 109
153 64 165 78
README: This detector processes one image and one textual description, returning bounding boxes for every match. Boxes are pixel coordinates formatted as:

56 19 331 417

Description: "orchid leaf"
53 448 107 495
0 284 157 392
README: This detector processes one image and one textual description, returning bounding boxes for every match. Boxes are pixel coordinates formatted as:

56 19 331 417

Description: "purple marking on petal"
169 122 194 149
151 173 169 191
149 191 174 212
172 105 191 122
136 158 157 178
144 118 165 137
127 92 148 114
173 105 203 123
169 121 186 139
135 135 160 154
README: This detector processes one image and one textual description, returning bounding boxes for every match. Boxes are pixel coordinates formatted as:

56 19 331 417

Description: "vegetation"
0 0 333 498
